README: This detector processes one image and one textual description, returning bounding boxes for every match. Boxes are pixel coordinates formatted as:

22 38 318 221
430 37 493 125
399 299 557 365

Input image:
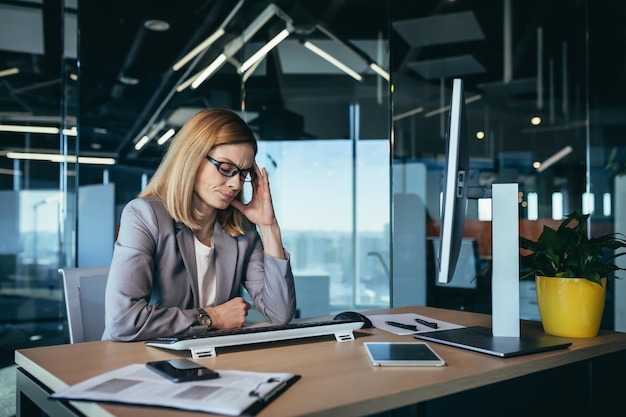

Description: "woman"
103 108 296 341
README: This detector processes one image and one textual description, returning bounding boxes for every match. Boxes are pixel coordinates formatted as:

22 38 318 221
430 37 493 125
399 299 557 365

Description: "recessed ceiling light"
144 19 170 31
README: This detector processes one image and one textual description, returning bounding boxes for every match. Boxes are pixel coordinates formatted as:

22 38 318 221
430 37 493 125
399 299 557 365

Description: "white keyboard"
145 319 364 358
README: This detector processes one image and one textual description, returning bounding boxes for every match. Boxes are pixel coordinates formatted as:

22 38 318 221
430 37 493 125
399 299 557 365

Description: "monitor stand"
491 183 520 337
415 184 572 357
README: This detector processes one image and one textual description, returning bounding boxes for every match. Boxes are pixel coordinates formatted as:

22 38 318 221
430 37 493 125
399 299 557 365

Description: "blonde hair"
140 108 258 236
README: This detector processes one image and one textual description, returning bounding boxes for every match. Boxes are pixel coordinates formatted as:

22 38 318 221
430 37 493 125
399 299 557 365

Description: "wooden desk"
15 306 626 417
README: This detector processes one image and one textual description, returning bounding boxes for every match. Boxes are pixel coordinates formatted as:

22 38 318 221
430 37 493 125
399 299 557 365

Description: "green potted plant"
519 211 626 338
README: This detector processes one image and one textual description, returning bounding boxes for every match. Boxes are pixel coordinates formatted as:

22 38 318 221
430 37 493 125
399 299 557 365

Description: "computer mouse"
333 311 374 329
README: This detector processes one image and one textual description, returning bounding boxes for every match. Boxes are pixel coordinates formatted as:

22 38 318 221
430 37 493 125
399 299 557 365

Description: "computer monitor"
438 78 470 284
418 78 572 357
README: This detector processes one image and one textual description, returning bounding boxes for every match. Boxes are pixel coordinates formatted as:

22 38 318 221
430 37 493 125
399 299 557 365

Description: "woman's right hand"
204 297 250 329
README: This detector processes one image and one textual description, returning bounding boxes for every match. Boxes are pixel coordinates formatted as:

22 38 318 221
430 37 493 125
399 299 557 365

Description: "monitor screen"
438 78 470 285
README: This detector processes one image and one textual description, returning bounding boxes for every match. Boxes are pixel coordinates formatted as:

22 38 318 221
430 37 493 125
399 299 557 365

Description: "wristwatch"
197 308 213 329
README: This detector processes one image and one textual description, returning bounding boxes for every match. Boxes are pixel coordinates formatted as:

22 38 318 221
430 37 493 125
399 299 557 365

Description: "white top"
194 236 216 307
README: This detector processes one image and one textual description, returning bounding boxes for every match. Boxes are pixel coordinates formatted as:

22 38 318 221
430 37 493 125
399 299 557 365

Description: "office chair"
59 266 110 343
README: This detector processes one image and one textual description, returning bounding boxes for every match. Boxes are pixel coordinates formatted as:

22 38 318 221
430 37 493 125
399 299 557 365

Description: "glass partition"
0 0 79 358
253 138 390 315
388 1 625 328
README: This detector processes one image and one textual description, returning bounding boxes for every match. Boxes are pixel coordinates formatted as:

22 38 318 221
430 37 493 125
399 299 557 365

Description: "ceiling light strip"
177 55 241 92
369 63 390 81
172 0 245 71
134 136 151 151
191 54 227 89
303 41 363 81
0 125 78 136
6 152 116 165
134 119 166 150
157 128 175 145
62 127 78 136
0 67 19 78
0 168 21 176
180 3 293 92
176 72 200 92
424 94 482 118
173 28 226 71
315 23 389 81
393 107 425 121
0 125 59 134
536 146 573 173
240 28 290 74
242 58 262 83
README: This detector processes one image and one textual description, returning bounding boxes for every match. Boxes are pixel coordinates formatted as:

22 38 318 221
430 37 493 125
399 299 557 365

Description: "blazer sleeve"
240 229 297 325
103 198 199 341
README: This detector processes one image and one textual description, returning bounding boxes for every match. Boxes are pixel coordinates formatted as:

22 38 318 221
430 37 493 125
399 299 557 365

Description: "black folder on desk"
243 374 301 416
413 326 572 358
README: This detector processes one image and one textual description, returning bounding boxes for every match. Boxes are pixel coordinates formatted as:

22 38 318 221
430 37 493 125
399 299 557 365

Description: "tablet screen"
364 342 446 367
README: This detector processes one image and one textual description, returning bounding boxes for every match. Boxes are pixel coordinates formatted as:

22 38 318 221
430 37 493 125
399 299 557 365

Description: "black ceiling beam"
114 0 232 160
42 0 62 78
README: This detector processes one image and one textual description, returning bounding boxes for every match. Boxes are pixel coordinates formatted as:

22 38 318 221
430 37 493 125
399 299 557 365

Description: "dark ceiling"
77 0 392 167
0 0 624 173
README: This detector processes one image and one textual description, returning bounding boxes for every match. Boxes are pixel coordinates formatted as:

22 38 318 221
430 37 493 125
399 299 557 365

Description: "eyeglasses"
205 155 257 182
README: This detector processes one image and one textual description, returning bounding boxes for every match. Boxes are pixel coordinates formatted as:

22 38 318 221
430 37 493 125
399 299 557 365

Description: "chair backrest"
59 266 110 343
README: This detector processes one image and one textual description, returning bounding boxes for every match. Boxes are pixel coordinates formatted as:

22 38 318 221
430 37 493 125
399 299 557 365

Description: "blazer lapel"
176 222 199 303
213 221 238 301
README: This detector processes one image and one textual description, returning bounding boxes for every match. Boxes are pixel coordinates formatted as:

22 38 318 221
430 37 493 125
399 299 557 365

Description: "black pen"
415 318 438 329
385 321 418 331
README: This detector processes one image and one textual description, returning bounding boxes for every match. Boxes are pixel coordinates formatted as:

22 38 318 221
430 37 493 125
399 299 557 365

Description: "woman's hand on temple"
230 162 286 259
230 163 277 227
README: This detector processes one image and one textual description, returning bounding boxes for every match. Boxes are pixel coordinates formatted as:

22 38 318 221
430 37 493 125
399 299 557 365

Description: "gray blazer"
103 196 296 341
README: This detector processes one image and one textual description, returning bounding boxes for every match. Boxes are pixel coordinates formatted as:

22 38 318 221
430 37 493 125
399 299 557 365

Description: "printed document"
51 363 299 416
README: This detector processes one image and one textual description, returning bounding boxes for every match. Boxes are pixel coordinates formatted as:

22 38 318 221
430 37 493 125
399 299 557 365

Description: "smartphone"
146 359 220 382
364 342 446 367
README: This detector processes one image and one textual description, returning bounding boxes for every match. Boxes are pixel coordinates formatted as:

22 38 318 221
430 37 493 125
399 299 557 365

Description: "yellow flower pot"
535 276 607 338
